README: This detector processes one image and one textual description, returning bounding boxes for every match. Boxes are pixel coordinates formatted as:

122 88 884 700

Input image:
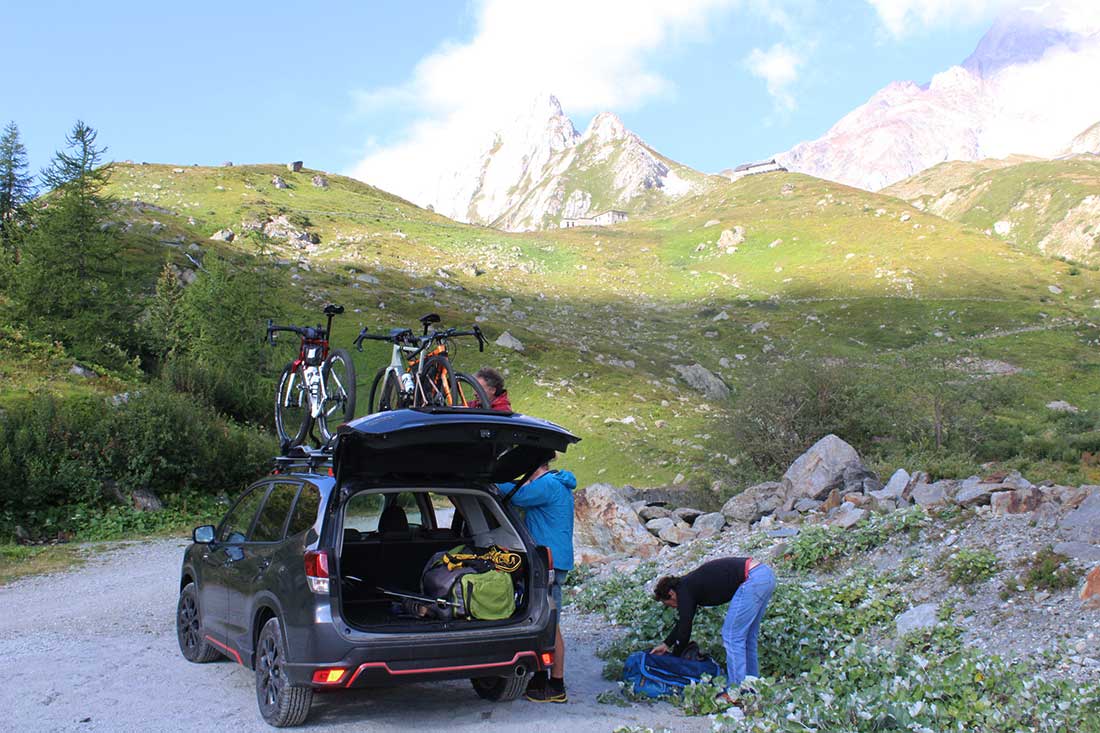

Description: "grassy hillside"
50 161 1098 492
883 155 1100 263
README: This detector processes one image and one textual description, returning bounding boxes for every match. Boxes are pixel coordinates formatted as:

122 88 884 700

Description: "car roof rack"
272 444 333 475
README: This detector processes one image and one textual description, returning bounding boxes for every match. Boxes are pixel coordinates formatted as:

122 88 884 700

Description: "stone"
718 227 745 248
793 498 823 513
573 483 662 558
775 510 801 522
672 363 729 402
693 512 726 538
909 480 954 507
721 482 784 524
645 517 676 535
1051 485 1093 510
1081 566 1100 609
574 545 612 565
495 331 525 351
69 364 97 378
821 488 843 513
658 524 698 545
131 487 163 512
1053 542 1100 564
895 602 939 636
1000 470 1033 491
629 500 649 512
1060 492 1100 543
311 175 328 188
956 479 996 507
356 273 380 284
1047 400 1079 413
873 469 910 500
638 505 671 522
781 435 862 508
767 527 799 538
272 175 288 189
843 492 870 507
287 160 303 172
841 462 881 494
672 507 704 524
209 228 235 242
828 502 867 530
991 486 1043 516
703 219 720 228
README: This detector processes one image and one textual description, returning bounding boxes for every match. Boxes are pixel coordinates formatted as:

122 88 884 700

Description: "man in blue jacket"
500 457 577 703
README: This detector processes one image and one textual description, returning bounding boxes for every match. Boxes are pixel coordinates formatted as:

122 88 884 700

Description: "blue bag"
621 651 723 698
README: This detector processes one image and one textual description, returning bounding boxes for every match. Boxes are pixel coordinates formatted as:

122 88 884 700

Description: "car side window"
287 484 321 537
251 482 300 542
343 492 385 533
218 485 269 544
394 492 423 528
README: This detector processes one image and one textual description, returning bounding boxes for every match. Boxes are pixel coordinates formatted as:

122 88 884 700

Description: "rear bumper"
283 618 557 688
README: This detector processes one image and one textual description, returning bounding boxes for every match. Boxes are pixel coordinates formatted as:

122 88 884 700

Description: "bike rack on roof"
272 444 334 475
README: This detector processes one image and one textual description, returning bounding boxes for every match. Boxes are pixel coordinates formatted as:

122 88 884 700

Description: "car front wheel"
176 582 220 663
255 617 313 727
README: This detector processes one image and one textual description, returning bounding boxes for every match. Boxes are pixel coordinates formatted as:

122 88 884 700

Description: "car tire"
176 582 221 663
471 672 531 702
255 617 313 727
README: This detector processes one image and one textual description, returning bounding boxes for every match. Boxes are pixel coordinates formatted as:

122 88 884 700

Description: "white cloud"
745 43 803 110
348 0 743 206
866 0 1100 37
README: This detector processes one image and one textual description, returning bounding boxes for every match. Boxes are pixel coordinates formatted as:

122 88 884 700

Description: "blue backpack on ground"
621 650 724 698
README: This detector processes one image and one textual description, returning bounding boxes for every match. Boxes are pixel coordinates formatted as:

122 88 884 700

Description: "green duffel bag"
459 570 515 621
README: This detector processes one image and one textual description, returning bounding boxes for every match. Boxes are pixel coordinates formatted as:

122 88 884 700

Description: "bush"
778 507 927 571
1003 547 1081 596
0 388 275 538
944 548 1000 585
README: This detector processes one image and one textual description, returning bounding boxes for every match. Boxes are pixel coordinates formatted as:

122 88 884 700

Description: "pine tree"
14 121 132 363
146 262 185 360
0 121 33 259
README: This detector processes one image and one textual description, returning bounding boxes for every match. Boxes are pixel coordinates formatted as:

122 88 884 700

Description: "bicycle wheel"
368 368 404 413
418 355 459 407
319 349 357 440
454 372 491 408
274 362 311 449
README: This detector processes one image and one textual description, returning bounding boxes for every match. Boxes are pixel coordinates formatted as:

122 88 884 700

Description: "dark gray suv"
176 408 579 727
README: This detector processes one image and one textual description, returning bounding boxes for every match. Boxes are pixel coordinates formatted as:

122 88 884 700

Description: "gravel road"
0 539 706 733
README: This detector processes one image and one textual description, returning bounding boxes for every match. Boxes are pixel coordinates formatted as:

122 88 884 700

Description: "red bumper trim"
345 651 538 687
204 635 243 666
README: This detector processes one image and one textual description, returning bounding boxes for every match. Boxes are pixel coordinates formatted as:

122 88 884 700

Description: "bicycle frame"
273 309 342 420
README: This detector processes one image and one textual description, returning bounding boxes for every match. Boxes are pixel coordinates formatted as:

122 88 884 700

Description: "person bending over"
652 556 776 702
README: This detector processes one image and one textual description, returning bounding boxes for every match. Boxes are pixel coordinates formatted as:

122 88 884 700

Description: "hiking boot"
526 679 567 703
525 670 548 697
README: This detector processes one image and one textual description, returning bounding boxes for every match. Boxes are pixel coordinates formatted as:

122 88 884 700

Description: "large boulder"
875 469 910 500
672 363 730 402
991 486 1043 515
495 331 525 352
573 483 661 558
693 512 726 538
658 524 698 545
841 462 881 494
1059 491 1100 542
722 482 784 524
909 480 955 507
781 435 862 509
1082 566 1100 610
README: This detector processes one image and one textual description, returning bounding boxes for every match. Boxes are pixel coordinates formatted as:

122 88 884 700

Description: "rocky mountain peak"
583 112 632 144
962 7 1079 78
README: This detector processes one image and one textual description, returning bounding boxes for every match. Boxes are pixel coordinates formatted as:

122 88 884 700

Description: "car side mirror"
193 525 216 544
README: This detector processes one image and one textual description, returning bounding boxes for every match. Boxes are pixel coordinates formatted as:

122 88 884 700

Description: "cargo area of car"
335 487 533 631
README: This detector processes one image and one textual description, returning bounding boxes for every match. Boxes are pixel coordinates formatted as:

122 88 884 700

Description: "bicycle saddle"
324 304 345 316
419 313 440 326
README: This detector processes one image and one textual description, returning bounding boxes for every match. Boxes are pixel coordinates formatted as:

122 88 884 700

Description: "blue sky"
5 1 1004 185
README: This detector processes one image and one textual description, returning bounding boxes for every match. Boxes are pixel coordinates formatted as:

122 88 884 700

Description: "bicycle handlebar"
266 321 326 345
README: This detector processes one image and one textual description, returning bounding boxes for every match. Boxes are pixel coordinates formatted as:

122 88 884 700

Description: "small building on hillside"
726 159 787 181
560 209 629 228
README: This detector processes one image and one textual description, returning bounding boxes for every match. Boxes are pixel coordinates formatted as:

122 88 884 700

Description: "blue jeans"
721 564 776 686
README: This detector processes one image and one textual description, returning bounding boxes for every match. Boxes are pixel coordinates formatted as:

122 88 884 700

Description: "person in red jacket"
475 367 512 411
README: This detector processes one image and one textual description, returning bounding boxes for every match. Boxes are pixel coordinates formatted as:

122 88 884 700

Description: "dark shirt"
663 557 752 651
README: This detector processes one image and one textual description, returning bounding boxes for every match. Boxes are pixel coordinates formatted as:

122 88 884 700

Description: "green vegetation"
1002 546 1081 598
943 547 1000 586
777 507 927 571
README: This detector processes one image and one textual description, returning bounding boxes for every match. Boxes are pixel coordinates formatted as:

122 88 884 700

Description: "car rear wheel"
471 672 531 701
177 583 221 663
255 617 313 727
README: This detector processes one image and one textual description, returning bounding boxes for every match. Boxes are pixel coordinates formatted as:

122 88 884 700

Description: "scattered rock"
1053 542 1100 564
311 175 328 188
495 331 525 351
356 273 380 284
721 482 784 524
287 161 303 172
672 363 729 402
841 461 881 494
209 228 235 242
672 507 704 524
828 502 867 529
767 527 799 538
895 602 939 636
909 480 953 507
793 498 823 513
749 321 769 334
693 512 726 538
872 469 910 500
1048 284 1063 295
573 483 661 558
1060 492 1100 542
703 219 720 228
781 434 862 507
1081 566 1100 609
955 478 997 507
718 227 745 248
990 486 1043 515
638 506 671 522
658 524 698 545
645 517 676 535
272 175 288 189
1046 400 1079 413
131 487 163 512
69 364 97 378
821 488 843 513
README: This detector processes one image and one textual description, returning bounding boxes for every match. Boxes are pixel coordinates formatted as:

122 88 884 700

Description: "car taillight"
311 668 347 685
304 550 329 594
